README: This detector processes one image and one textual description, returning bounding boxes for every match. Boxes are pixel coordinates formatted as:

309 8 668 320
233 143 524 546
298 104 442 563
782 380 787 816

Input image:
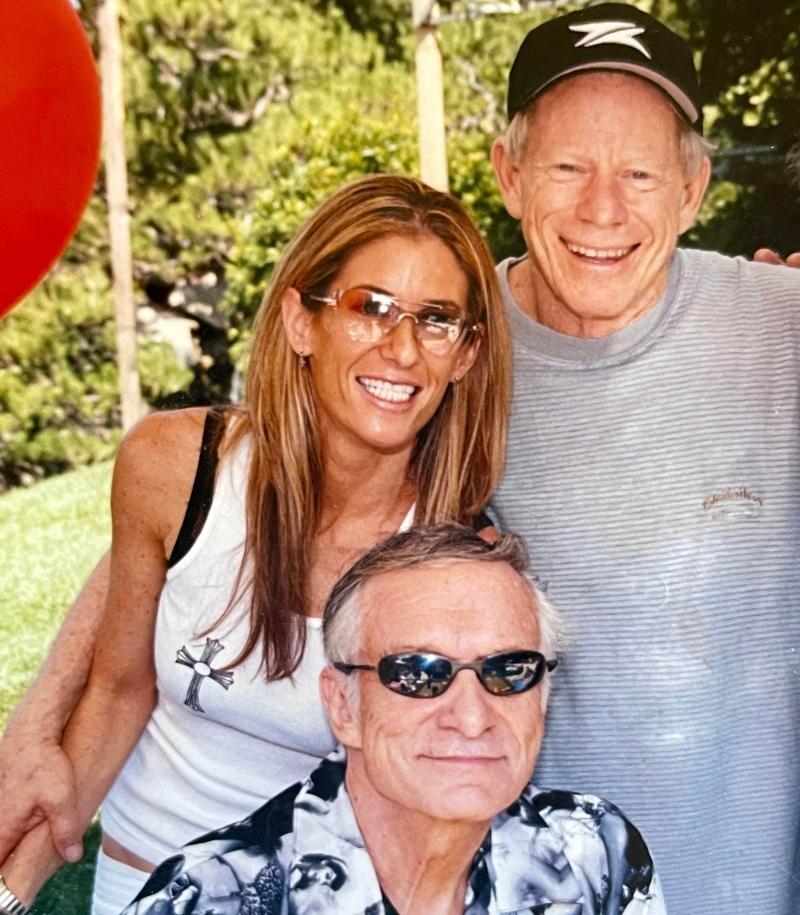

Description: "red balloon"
0 0 101 317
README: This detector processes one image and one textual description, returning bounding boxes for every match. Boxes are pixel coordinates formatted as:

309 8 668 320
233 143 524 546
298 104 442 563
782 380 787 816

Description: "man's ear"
320 666 362 749
281 287 315 358
491 137 523 221
678 155 711 235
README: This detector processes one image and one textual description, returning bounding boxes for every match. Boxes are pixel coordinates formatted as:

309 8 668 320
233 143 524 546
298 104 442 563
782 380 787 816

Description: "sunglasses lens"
339 288 392 317
335 289 392 344
336 289 464 354
481 651 544 695
378 653 453 698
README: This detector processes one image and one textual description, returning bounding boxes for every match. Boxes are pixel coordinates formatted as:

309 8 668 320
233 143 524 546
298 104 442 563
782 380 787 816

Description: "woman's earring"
298 351 308 368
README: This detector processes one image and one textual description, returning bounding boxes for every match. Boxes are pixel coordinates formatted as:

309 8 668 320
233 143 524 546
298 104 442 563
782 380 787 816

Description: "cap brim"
534 61 700 125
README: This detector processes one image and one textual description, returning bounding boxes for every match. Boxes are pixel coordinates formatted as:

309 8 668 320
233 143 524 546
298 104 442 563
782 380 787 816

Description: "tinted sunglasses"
334 650 557 699
299 287 480 355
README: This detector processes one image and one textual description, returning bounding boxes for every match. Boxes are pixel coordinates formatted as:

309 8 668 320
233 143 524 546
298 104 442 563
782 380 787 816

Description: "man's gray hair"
322 523 562 704
504 82 714 181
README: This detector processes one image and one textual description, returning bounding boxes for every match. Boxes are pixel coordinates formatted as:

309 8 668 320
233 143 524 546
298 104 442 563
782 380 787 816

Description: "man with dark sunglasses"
122 524 665 915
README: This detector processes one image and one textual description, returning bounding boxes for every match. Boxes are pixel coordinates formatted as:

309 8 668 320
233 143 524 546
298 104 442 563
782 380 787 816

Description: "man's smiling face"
332 559 546 825
493 72 709 338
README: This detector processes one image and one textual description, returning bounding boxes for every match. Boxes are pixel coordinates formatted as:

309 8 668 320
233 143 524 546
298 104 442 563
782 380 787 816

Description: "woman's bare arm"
0 553 110 864
0 409 206 902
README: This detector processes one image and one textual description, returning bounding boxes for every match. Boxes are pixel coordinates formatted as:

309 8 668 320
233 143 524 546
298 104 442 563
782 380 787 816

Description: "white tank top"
101 437 344 864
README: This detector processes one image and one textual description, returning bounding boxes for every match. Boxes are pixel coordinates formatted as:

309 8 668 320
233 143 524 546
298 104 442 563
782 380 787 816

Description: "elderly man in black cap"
488 5 800 915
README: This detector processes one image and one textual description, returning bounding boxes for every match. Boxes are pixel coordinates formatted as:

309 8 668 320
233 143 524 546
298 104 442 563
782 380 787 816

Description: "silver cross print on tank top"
175 637 235 713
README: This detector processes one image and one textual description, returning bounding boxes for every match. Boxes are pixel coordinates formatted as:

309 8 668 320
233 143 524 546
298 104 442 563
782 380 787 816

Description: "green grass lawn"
1 462 112 914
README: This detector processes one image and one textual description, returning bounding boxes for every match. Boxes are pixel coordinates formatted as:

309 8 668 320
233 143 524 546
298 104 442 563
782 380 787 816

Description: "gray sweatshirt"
493 247 800 915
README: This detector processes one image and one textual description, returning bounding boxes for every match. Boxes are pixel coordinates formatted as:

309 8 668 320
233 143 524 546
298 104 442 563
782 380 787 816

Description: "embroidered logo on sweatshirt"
703 487 763 520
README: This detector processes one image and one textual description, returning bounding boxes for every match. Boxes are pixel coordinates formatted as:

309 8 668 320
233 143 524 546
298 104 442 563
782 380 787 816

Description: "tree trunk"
412 0 449 191
98 0 143 431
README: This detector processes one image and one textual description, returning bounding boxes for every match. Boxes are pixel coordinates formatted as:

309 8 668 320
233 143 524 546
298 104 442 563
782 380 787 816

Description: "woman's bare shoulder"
111 408 214 546
122 403 213 456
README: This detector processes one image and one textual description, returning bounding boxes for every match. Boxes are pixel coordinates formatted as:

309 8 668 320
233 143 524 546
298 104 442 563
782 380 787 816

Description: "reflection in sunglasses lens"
376 651 547 698
484 652 539 694
381 653 447 697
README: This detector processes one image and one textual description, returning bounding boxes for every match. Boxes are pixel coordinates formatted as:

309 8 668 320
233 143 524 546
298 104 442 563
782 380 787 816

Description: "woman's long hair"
220 174 511 679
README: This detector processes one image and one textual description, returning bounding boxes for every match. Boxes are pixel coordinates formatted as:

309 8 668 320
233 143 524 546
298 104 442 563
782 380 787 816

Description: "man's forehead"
359 558 539 652
524 71 684 156
360 557 530 601
533 70 681 119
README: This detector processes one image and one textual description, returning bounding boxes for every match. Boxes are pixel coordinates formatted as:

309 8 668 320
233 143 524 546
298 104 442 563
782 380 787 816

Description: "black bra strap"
168 408 227 568
472 509 495 532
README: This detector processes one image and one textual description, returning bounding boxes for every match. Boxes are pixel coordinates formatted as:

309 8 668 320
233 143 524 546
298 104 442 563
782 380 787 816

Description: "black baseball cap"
507 2 702 130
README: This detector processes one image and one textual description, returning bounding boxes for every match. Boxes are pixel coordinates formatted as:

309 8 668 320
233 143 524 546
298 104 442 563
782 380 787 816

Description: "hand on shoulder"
753 248 800 268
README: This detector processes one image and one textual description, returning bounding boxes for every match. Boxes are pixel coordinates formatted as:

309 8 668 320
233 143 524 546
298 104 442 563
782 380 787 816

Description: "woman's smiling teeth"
565 241 635 260
358 377 417 403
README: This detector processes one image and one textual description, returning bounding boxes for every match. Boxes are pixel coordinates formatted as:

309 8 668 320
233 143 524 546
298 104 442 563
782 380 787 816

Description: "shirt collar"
288 748 386 913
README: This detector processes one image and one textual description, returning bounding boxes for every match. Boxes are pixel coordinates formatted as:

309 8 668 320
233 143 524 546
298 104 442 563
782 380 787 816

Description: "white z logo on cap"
569 20 651 59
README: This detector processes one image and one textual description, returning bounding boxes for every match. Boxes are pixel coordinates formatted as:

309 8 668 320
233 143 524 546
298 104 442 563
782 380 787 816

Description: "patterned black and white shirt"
123 749 666 914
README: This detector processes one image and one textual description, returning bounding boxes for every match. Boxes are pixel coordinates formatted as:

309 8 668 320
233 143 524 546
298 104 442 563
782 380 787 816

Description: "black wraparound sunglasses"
334 650 557 699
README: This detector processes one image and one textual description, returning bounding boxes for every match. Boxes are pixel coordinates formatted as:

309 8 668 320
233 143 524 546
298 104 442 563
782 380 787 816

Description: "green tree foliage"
304 0 411 60
2 1 798 489
0 261 192 488
1 0 416 489
439 9 549 260
654 0 800 255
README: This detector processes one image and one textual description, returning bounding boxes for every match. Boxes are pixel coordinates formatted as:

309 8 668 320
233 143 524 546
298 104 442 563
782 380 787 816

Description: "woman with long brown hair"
0 174 510 914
